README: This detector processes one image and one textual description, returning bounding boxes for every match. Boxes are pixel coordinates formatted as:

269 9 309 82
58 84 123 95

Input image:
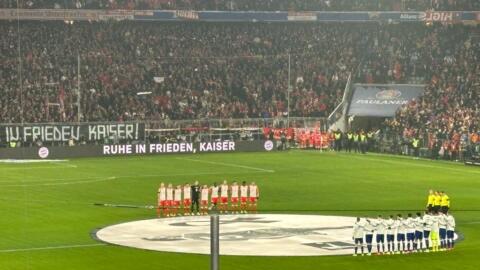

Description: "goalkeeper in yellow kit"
430 212 440 252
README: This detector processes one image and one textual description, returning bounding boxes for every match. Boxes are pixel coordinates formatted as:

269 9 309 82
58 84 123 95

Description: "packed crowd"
2 21 475 124
383 25 480 160
1 21 479 155
3 21 432 123
2 0 479 11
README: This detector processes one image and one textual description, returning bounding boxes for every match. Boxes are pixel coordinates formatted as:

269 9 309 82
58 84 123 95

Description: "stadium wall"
0 140 276 159
0 9 479 23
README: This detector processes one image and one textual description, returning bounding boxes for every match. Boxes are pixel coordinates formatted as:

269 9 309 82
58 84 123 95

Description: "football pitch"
1 151 479 270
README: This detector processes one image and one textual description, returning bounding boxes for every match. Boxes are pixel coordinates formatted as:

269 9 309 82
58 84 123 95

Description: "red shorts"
249 197 257 203
211 197 219 204
221 197 228 204
183 199 191 206
164 200 172 207
173 200 180 207
231 197 239 204
241 197 248 203
201 200 208 206
158 200 167 207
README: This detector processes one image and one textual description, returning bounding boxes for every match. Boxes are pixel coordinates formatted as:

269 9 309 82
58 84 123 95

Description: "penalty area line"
176 157 275 173
0 243 106 253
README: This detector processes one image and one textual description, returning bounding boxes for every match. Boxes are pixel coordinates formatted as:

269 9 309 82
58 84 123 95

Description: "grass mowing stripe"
332 153 480 174
0 177 117 187
0 171 273 186
1 151 479 270
176 157 275 173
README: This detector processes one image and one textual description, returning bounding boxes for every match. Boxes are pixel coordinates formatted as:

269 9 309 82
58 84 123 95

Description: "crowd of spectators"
383 25 479 159
3 21 438 123
0 20 479 158
2 0 479 11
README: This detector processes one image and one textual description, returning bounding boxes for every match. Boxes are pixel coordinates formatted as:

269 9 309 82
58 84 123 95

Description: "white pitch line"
176 157 275 173
55 163 78 168
0 170 272 187
0 243 106 253
0 177 117 187
463 221 480 224
0 166 75 170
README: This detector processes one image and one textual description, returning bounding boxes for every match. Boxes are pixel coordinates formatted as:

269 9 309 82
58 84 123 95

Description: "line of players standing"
157 181 260 217
352 190 453 256
332 129 376 154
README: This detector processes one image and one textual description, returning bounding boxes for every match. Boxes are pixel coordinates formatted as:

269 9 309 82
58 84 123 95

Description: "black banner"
0 140 276 159
0 123 145 143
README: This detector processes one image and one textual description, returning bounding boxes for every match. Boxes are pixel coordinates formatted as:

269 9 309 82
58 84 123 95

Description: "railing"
0 117 328 147
145 117 328 143
327 72 352 131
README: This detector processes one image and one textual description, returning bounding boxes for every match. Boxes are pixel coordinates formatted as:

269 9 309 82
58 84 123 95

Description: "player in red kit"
157 182 167 218
200 184 209 215
210 182 220 210
230 181 240 214
172 185 182 217
240 181 249 214
248 182 260 213
219 180 229 214
182 183 192 216
165 183 174 217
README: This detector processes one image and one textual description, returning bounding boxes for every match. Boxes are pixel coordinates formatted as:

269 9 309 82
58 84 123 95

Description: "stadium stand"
2 22 477 125
382 26 479 160
1 13 479 159
1 0 479 11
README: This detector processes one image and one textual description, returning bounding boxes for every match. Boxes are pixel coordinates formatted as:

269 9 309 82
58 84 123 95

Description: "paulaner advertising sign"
348 84 424 117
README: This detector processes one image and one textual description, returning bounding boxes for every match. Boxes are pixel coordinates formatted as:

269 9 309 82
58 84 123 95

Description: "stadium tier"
2 0 480 11
1 4 480 270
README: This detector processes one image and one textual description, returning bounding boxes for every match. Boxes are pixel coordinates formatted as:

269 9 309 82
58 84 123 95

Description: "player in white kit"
240 181 249 214
373 215 386 254
413 212 424 252
422 211 433 252
438 212 448 251
230 181 240 214
446 213 455 250
363 218 375 256
352 217 365 256
183 183 192 216
200 184 209 215
157 183 167 218
219 180 229 214
165 183 174 217
395 214 406 253
384 215 396 254
405 213 417 252
248 182 259 213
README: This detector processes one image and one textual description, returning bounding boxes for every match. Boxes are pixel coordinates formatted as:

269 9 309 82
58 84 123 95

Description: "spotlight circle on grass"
95 214 357 256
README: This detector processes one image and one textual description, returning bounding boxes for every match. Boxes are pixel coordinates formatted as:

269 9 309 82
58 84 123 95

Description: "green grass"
0 150 479 270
